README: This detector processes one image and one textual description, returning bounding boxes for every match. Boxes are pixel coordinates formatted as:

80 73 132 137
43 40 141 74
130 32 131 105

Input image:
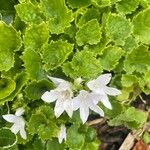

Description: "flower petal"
104 87 121 96
97 73 112 85
72 97 81 111
10 123 20 134
80 106 89 124
47 76 65 86
98 94 112 109
41 90 58 103
58 124 66 144
90 104 104 117
15 107 25 116
54 99 65 118
64 100 73 118
2 114 17 123
20 128 27 139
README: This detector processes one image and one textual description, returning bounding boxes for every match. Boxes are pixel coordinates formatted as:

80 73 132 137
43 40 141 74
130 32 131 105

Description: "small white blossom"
58 124 67 144
41 76 74 118
87 73 121 109
73 90 104 124
2 107 27 139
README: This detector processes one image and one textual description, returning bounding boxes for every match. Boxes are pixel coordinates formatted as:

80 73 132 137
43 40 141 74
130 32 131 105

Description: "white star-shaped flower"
87 73 121 109
41 76 74 118
73 90 104 124
2 107 27 139
57 124 67 144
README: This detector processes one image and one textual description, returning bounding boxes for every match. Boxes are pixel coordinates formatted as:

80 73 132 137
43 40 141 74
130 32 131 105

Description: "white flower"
58 124 67 144
41 76 74 118
87 73 121 109
73 90 104 124
2 107 27 139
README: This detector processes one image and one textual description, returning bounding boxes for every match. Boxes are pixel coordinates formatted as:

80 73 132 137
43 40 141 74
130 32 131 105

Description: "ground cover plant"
0 0 150 149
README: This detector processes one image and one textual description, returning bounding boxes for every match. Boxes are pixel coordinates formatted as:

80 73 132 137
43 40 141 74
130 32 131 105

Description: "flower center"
61 90 71 100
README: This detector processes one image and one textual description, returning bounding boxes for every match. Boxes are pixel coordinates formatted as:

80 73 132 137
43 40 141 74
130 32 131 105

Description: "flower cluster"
2 73 121 143
42 73 121 124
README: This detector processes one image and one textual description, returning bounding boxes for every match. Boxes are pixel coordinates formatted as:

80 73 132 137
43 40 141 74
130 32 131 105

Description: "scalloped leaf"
0 128 17 149
116 0 140 14
66 124 85 149
133 8 150 44
108 107 148 129
106 14 132 45
63 50 102 79
24 80 53 101
77 8 100 27
67 0 91 8
76 19 101 46
42 40 74 71
0 21 21 71
22 49 46 80
0 78 16 99
124 45 150 74
41 0 73 34
92 0 111 8
15 2 43 24
100 46 124 71
23 22 49 50
0 72 28 105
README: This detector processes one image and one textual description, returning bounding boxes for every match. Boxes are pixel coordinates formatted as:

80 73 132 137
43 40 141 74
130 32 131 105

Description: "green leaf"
24 80 53 101
24 22 49 50
100 46 124 71
82 140 100 150
42 40 74 71
121 74 138 87
0 72 28 105
116 0 140 14
38 122 58 140
106 14 132 45
77 7 100 27
124 45 150 74
108 107 148 129
92 0 111 8
15 2 43 24
133 8 150 44
63 50 102 79
28 113 48 135
0 78 16 99
40 0 73 34
143 132 150 144
123 36 138 51
76 19 101 46
22 49 46 80
0 21 21 71
67 0 91 8
66 124 85 149
46 139 65 150
0 128 17 149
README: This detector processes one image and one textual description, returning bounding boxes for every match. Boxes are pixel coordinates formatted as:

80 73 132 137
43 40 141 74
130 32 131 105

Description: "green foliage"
108 107 148 129
23 22 49 50
133 8 150 44
40 0 73 34
76 19 101 46
124 45 150 74
143 132 150 144
63 50 102 79
66 124 85 149
106 14 132 45
0 21 21 71
22 49 46 80
0 128 17 149
100 46 124 71
0 0 150 149
42 40 74 71
116 0 140 14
